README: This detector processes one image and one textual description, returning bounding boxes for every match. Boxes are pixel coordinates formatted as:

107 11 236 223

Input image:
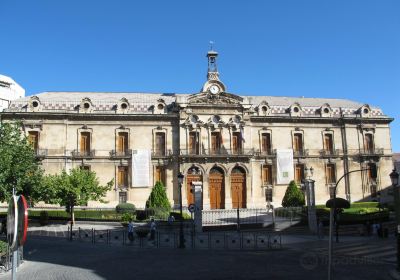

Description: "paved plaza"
0 231 396 280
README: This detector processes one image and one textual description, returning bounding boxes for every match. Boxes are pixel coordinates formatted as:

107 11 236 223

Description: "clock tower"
202 48 226 94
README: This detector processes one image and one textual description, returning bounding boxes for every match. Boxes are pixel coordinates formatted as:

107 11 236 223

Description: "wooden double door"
231 169 246 209
186 174 202 205
209 168 225 209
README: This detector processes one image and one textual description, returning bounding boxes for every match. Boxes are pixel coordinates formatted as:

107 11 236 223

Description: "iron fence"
66 227 282 250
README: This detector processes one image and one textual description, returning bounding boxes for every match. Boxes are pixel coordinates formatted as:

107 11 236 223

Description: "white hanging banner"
276 149 294 185
132 149 152 187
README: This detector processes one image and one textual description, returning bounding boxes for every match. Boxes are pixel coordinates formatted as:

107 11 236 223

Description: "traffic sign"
17 195 28 247
7 195 18 251
188 204 196 213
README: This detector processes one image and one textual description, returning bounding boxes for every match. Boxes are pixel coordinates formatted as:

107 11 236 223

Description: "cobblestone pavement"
0 235 394 280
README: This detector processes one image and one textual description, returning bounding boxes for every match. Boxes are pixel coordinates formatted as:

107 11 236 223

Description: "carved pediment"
187 92 243 105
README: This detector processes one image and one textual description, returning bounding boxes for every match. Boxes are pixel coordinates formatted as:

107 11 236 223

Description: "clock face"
209 85 220 94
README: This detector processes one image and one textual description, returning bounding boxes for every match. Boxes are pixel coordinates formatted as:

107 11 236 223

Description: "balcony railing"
71 149 96 158
110 149 132 158
319 149 341 157
293 149 309 157
180 148 254 156
34 149 48 158
151 149 173 157
255 149 276 157
359 148 384 156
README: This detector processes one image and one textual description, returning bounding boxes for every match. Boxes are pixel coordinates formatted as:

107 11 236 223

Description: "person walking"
149 218 157 242
317 219 324 240
127 219 135 243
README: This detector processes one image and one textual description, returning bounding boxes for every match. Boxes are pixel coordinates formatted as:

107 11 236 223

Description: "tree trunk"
71 205 75 225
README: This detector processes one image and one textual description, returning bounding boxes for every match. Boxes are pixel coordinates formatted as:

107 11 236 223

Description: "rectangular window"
364 134 374 154
261 133 272 155
324 134 334 154
326 164 336 184
294 164 304 184
189 132 199 155
265 188 273 202
211 132 221 154
28 131 39 153
80 132 91 155
293 133 303 154
155 166 166 185
155 132 166 156
119 192 127 203
262 165 273 185
232 132 242 154
117 166 129 188
117 132 128 154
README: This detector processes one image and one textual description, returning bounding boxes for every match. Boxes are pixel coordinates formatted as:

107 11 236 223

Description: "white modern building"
0 74 25 112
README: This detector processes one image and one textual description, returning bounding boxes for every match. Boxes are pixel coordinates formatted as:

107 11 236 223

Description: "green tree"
42 168 113 224
0 122 44 204
146 181 171 211
282 180 305 207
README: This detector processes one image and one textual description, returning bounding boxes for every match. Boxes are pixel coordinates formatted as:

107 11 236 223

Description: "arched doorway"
231 166 246 209
186 166 203 206
209 167 225 209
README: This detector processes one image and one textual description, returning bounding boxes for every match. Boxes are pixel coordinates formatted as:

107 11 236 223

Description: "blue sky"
1 1 400 151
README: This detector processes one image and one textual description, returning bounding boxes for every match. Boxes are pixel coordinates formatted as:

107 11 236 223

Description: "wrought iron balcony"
359 148 384 156
71 149 96 158
293 149 309 157
319 149 341 157
254 149 276 158
180 148 254 157
110 149 132 158
151 149 173 158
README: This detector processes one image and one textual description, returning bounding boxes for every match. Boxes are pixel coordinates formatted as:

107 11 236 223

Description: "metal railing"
319 149 341 157
109 149 132 158
293 149 309 157
180 148 254 156
359 148 384 156
71 149 96 158
151 149 173 157
254 149 276 157
64 227 282 250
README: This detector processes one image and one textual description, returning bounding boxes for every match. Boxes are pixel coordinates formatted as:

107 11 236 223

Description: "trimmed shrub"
39 211 49 226
121 213 135 226
282 181 305 207
116 203 136 214
146 181 171 211
147 208 169 220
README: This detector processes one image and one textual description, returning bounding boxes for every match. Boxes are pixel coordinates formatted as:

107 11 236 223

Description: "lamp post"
304 167 317 233
327 168 369 280
177 171 185 249
389 169 400 272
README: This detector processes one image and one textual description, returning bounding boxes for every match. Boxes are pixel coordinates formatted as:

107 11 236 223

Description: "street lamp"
389 169 399 272
177 171 185 249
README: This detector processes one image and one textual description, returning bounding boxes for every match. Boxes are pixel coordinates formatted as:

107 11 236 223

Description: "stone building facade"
1 51 394 209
